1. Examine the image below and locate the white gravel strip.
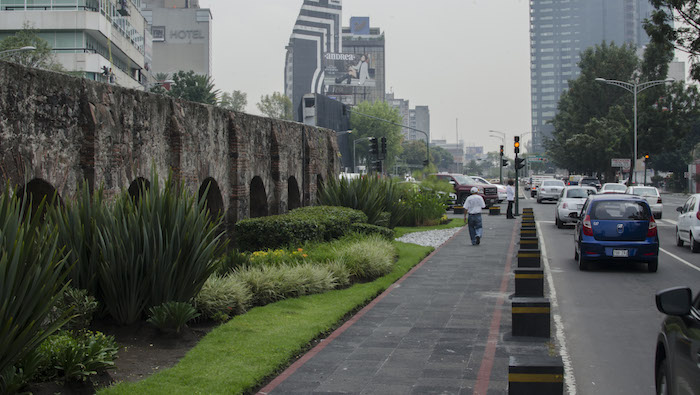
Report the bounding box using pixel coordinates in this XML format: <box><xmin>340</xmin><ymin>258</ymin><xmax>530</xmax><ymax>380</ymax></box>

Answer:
<box><xmin>395</xmin><ymin>227</ymin><xmax>463</xmax><ymax>248</ymax></box>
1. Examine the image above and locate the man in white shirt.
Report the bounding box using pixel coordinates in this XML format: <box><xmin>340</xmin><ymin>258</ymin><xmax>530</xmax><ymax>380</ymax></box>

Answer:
<box><xmin>464</xmin><ymin>187</ymin><xmax>486</xmax><ymax>245</ymax></box>
<box><xmin>506</xmin><ymin>179</ymin><xmax>515</xmax><ymax>219</ymax></box>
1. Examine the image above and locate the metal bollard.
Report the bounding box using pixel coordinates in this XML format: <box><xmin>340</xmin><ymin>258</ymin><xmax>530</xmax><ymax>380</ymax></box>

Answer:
<box><xmin>489</xmin><ymin>206</ymin><xmax>501</xmax><ymax>215</ymax></box>
<box><xmin>512</xmin><ymin>297</ymin><xmax>551</xmax><ymax>338</ymax></box>
<box><xmin>508</xmin><ymin>355</ymin><xmax>564</xmax><ymax>395</ymax></box>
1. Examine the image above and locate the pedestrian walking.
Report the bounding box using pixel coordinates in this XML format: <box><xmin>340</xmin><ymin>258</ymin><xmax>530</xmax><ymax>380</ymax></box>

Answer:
<box><xmin>464</xmin><ymin>187</ymin><xmax>486</xmax><ymax>245</ymax></box>
<box><xmin>506</xmin><ymin>179</ymin><xmax>515</xmax><ymax>219</ymax></box>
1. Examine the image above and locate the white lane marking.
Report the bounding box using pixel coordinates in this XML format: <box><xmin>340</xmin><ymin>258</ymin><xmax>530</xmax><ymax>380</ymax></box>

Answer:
<box><xmin>660</xmin><ymin>248</ymin><xmax>700</xmax><ymax>273</ymax></box>
<box><xmin>536</xmin><ymin>221</ymin><xmax>577</xmax><ymax>395</ymax></box>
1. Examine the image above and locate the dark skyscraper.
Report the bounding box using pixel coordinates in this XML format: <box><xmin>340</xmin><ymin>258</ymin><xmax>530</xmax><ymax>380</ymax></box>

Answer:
<box><xmin>530</xmin><ymin>0</ymin><xmax>654</xmax><ymax>153</ymax></box>
<box><xmin>284</xmin><ymin>0</ymin><xmax>342</xmax><ymax>121</ymax></box>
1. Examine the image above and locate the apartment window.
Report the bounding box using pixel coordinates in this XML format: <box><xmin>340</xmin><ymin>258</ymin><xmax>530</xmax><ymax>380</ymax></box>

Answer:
<box><xmin>543</xmin><ymin>95</ymin><xmax>555</xmax><ymax>100</ymax></box>
<box><xmin>542</xmin><ymin>87</ymin><xmax>555</xmax><ymax>93</ymax></box>
<box><xmin>541</xmin><ymin>72</ymin><xmax>554</xmax><ymax>77</ymax></box>
<box><xmin>542</xmin><ymin>111</ymin><xmax>555</xmax><ymax>117</ymax></box>
<box><xmin>542</xmin><ymin>63</ymin><xmax>554</xmax><ymax>69</ymax></box>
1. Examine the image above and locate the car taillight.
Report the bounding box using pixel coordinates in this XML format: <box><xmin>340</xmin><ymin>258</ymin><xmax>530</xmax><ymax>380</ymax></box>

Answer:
<box><xmin>696</xmin><ymin>211</ymin><xmax>700</xmax><ymax>221</ymax></box>
<box><xmin>657</xmin><ymin>197</ymin><xmax>662</xmax><ymax>204</ymax></box>
<box><xmin>582</xmin><ymin>215</ymin><xmax>593</xmax><ymax>236</ymax></box>
<box><xmin>647</xmin><ymin>217</ymin><xmax>657</xmax><ymax>237</ymax></box>
<box><xmin>562</xmin><ymin>202</ymin><xmax>568</xmax><ymax>209</ymax></box>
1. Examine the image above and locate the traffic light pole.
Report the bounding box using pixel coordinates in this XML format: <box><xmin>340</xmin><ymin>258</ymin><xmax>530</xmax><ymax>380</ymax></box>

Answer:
<box><xmin>514</xmin><ymin>153</ymin><xmax>520</xmax><ymax>216</ymax></box>
<box><xmin>499</xmin><ymin>145</ymin><xmax>504</xmax><ymax>185</ymax></box>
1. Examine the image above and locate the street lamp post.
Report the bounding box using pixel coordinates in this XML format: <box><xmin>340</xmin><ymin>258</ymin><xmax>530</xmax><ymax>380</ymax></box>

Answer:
<box><xmin>0</xmin><ymin>46</ymin><xmax>36</xmax><ymax>58</ymax></box>
<box><xmin>595</xmin><ymin>77</ymin><xmax>674</xmax><ymax>184</ymax></box>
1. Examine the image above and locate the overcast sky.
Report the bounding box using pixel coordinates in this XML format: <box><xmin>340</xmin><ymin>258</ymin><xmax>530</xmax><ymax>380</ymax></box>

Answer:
<box><xmin>198</xmin><ymin>0</ymin><xmax>533</xmax><ymax>150</ymax></box>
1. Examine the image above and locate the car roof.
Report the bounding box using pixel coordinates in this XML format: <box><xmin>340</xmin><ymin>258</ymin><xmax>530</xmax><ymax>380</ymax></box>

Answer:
<box><xmin>587</xmin><ymin>194</ymin><xmax>648</xmax><ymax>202</ymax></box>
<box><xmin>564</xmin><ymin>185</ymin><xmax>596</xmax><ymax>189</ymax></box>
<box><xmin>602</xmin><ymin>183</ymin><xmax>626</xmax><ymax>186</ymax></box>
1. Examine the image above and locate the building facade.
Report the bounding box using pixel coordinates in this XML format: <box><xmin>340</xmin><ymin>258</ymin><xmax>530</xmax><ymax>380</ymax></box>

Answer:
<box><xmin>530</xmin><ymin>0</ymin><xmax>654</xmax><ymax>153</ymax></box>
<box><xmin>284</xmin><ymin>0</ymin><xmax>342</xmax><ymax>121</ymax></box>
<box><xmin>140</xmin><ymin>0</ymin><xmax>212</xmax><ymax>79</ymax></box>
<box><xmin>385</xmin><ymin>92</ymin><xmax>410</xmax><ymax>138</ymax></box>
<box><xmin>0</xmin><ymin>0</ymin><xmax>149</xmax><ymax>89</ymax></box>
<box><xmin>413</xmin><ymin>105</ymin><xmax>430</xmax><ymax>143</ymax></box>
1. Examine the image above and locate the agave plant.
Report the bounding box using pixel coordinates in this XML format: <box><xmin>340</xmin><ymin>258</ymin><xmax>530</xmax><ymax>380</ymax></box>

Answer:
<box><xmin>96</xmin><ymin>168</ymin><xmax>225</xmax><ymax>325</ymax></box>
<box><xmin>0</xmin><ymin>190</ymin><xmax>70</xmax><ymax>392</ymax></box>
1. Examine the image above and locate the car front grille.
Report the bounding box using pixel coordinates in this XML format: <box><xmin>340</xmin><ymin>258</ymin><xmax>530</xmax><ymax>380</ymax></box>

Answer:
<box><xmin>484</xmin><ymin>187</ymin><xmax>497</xmax><ymax>195</ymax></box>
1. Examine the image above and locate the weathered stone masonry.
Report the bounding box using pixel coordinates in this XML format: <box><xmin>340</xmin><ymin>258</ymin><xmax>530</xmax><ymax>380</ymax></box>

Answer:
<box><xmin>0</xmin><ymin>61</ymin><xmax>340</xmax><ymax>232</ymax></box>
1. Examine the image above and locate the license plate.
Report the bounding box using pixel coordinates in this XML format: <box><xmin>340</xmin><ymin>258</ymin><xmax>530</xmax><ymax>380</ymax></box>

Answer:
<box><xmin>613</xmin><ymin>249</ymin><xmax>629</xmax><ymax>258</ymax></box>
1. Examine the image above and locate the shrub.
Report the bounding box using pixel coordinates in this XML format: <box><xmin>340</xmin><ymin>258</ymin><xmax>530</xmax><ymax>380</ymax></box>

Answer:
<box><xmin>325</xmin><ymin>260</ymin><xmax>351</xmax><ymax>288</ymax></box>
<box><xmin>349</xmin><ymin>223</ymin><xmax>395</xmax><ymax>240</ymax></box>
<box><xmin>35</xmin><ymin>330</ymin><xmax>117</xmax><ymax>382</ymax></box>
<box><xmin>248</xmin><ymin>248</ymin><xmax>309</xmax><ymax>267</ymax></box>
<box><xmin>147</xmin><ymin>302</ymin><xmax>200</xmax><ymax>334</ymax></box>
<box><xmin>195</xmin><ymin>274</ymin><xmax>251</xmax><ymax>321</ymax></box>
<box><xmin>234</xmin><ymin>215</ymin><xmax>325</xmax><ymax>252</ymax></box>
<box><xmin>96</xmin><ymin>168</ymin><xmax>225</xmax><ymax>325</ymax></box>
<box><xmin>0</xmin><ymin>349</ymin><xmax>43</xmax><ymax>394</ymax></box>
<box><xmin>233</xmin><ymin>263</ymin><xmax>337</xmax><ymax>306</ymax></box>
<box><xmin>397</xmin><ymin>186</ymin><xmax>449</xmax><ymax>226</ymax></box>
<box><xmin>317</xmin><ymin>175</ymin><xmax>406</xmax><ymax>227</ymax></box>
<box><xmin>290</xmin><ymin>206</ymin><xmax>368</xmax><ymax>239</ymax></box>
<box><xmin>47</xmin><ymin>287</ymin><xmax>99</xmax><ymax>331</ymax></box>
<box><xmin>216</xmin><ymin>249</ymin><xmax>251</xmax><ymax>275</ymax></box>
<box><xmin>0</xmin><ymin>190</ymin><xmax>70</xmax><ymax>392</ymax></box>
<box><xmin>333</xmin><ymin>235</ymin><xmax>396</xmax><ymax>281</ymax></box>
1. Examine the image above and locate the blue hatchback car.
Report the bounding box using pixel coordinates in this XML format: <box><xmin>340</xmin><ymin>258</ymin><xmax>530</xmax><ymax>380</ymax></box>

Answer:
<box><xmin>572</xmin><ymin>194</ymin><xmax>659</xmax><ymax>272</ymax></box>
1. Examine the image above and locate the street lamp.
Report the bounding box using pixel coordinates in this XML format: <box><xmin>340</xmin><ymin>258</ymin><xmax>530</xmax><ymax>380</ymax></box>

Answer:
<box><xmin>0</xmin><ymin>46</ymin><xmax>36</xmax><ymax>59</ymax></box>
<box><xmin>595</xmin><ymin>77</ymin><xmax>674</xmax><ymax>184</ymax></box>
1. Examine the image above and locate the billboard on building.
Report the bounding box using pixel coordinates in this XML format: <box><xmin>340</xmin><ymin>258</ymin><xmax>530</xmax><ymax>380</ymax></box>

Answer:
<box><xmin>350</xmin><ymin>17</ymin><xmax>370</xmax><ymax>35</ymax></box>
<box><xmin>323</xmin><ymin>52</ymin><xmax>375</xmax><ymax>105</ymax></box>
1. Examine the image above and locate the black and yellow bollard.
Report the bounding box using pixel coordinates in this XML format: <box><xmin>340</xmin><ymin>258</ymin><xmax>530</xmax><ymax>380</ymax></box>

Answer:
<box><xmin>520</xmin><ymin>228</ymin><xmax>537</xmax><ymax>238</ymax></box>
<box><xmin>514</xmin><ymin>268</ymin><xmax>544</xmax><ymax>297</ymax></box>
<box><xmin>517</xmin><ymin>249</ymin><xmax>541</xmax><ymax>267</ymax></box>
<box><xmin>512</xmin><ymin>297</ymin><xmax>551</xmax><ymax>338</ymax></box>
<box><xmin>522</xmin><ymin>208</ymin><xmax>534</xmax><ymax>214</ymax></box>
<box><xmin>489</xmin><ymin>206</ymin><xmax>501</xmax><ymax>215</ymax></box>
<box><xmin>519</xmin><ymin>236</ymin><xmax>539</xmax><ymax>250</ymax></box>
<box><xmin>508</xmin><ymin>355</ymin><xmax>564</xmax><ymax>395</ymax></box>
<box><xmin>453</xmin><ymin>205</ymin><xmax>464</xmax><ymax>214</ymax></box>
<box><xmin>522</xmin><ymin>216</ymin><xmax>535</xmax><ymax>224</ymax></box>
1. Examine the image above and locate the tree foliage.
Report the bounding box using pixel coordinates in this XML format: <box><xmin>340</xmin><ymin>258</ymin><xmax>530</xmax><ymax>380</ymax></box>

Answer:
<box><xmin>165</xmin><ymin>70</ymin><xmax>219</xmax><ymax>105</ymax></box>
<box><xmin>0</xmin><ymin>22</ymin><xmax>63</xmax><ymax>71</ymax></box>
<box><xmin>644</xmin><ymin>0</ymin><xmax>700</xmax><ymax>81</ymax></box>
<box><xmin>350</xmin><ymin>100</ymin><xmax>404</xmax><ymax>171</ymax></box>
<box><xmin>256</xmin><ymin>92</ymin><xmax>293</xmax><ymax>120</ymax></box>
<box><xmin>398</xmin><ymin>140</ymin><xmax>454</xmax><ymax>172</ymax></box>
<box><xmin>220</xmin><ymin>90</ymin><xmax>248</xmax><ymax>112</ymax></box>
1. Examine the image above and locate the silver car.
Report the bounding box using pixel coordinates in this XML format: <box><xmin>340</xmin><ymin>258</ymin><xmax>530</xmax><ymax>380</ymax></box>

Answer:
<box><xmin>554</xmin><ymin>186</ymin><xmax>597</xmax><ymax>228</ymax></box>
<box><xmin>626</xmin><ymin>186</ymin><xmax>663</xmax><ymax>219</ymax></box>
<box><xmin>537</xmin><ymin>179</ymin><xmax>566</xmax><ymax>203</ymax></box>
<box><xmin>675</xmin><ymin>193</ymin><xmax>700</xmax><ymax>252</ymax></box>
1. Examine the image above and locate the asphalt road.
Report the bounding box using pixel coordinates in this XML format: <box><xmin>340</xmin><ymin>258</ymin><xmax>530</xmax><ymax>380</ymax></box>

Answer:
<box><xmin>522</xmin><ymin>189</ymin><xmax>700</xmax><ymax>395</ymax></box>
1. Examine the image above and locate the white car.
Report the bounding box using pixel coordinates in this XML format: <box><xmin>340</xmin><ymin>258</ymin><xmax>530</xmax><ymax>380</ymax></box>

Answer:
<box><xmin>537</xmin><ymin>179</ymin><xmax>566</xmax><ymax>203</ymax></box>
<box><xmin>471</xmin><ymin>176</ymin><xmax>507</xmax><ymax>202</ymax></box>
<box><xmin>675</xmin><ymin>193</ymin><xmax>700</xmax><ymax>252</ymax></box>
<box><xmin>554</xmin><ymin>186</ymin><xmax>597</xmax><ymax>228</ymax></box>
<box><xmin>600</xmin><ymin>183</ymin><xmax>627</xmax><ymax>194</ymax></box>
<box><xmin>626</xmin><ymin>186</ymin><xmax>663</xmax><ymax>219</ymax></box>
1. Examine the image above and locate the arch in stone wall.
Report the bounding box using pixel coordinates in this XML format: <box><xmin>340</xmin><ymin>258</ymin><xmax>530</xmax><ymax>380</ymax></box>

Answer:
<box><xmin>288</xmin><ymin>176</ymin><xmax>301</xmax><ymax>211</ymax></box>
<box><xmin>16</xmin><ymin>178</ymin><xmax>62</xmax><ymax>218</ymax></box>
<box><xmin>127</xmin><ymin>177</ymin><xmax>151</xmax><ymax>201</ymax></box>
<box><xmin>198</xmin><ymin>177</ymin><xmax>224</xmax><ymax>221</ymax></box>
<box><xmin>250</xmin><ymin>176</ymin><xmax>268</xmax><ymax>218</ymax></box>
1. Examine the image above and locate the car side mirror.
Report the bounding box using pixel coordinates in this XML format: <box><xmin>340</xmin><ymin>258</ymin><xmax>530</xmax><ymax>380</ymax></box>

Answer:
<box><xmin>656</xmin><ymin>287</ymin><xmax>692</xmax><ymax>316</ymax></box>
<box><xmin>568</xmin><ymin>212</ymin><xmax>579</xmax><ymax>219</ymax></box>
<box><xmin>676</xmin><ymin>206</ymin><xmax>683</xmax><ymax>213</ymax></box>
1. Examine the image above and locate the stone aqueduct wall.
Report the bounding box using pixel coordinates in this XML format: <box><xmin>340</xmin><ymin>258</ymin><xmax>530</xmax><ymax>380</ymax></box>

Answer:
<box><xmin>0</xmin><ymin>61</ymin><xmax>340</xmax><ymax>231</ymax></box>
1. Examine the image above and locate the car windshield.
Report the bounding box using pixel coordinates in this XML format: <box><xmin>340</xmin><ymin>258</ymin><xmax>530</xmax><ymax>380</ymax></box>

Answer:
<box><xmin>632</xmin><ymin>187</ymin><xmax>658</xmax><ymax>197</ymax></box>
<box><xmin>453</xmin><ymin>174</ymin><xmax>476</xmax><ymax>185</ymax></box>
<box><xmin>542</xmin><ymin>180</ymin><xmax>564</xmax><ymax>187</ymax></box>
<box><xmin>590</xmin><ymin>201</ymin><xmax>650</xmax><ymax>220</ymax></box>
<box><xmin>603</xmin><ymin>184</ymin><xmax>626</xmax><ymax>191</ymax></box>
<box><xmin>472</xmin><ymin>177</ymin><xmax>490</xmax><ymax>184</ymax></box>
<box><xmin>567</xmin><ymin>188</ymin><xmax>595</xmax><ymax>198</ymax></box>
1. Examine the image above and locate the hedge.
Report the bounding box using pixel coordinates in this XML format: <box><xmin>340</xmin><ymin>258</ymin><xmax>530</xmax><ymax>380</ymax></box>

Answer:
<box><xmin>349</xmin><ymin>223</ymin><xmax>395</xmax><ymax>240</ymax></box>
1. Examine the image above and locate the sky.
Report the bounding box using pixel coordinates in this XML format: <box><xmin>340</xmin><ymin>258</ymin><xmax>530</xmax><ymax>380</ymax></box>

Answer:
<box><xmin>198</xmin><ymin>0</ymin><xmax>534</xmax><ymax>151</ymax></box>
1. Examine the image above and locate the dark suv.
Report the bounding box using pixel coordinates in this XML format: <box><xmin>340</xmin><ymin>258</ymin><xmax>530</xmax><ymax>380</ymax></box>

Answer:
<box><xmin>433</xmin><ymin>173</ymin><xmax>499</xmax><ymax>207</ymax></box>
<box><xmin>654</xmin><ymin>287</ymin><xmax>700</xmax><ymax>395</ymax></box>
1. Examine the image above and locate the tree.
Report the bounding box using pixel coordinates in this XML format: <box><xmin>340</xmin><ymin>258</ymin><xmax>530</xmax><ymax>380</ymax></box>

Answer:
<box><xmin>430</xmin><ymin>146</ymin><xmax>455</xmax><ymax>171</ymax></box>
<box><xmin>257</xmin><ymin>92</ymin><xmax>293</xmax><ymax>120</ymax></box>
<box><xmin>398</xmin><ymin>141</ymin><xmax>453</xmax><ymax>172</ymax></box>
<box><xmin>644</xmin><ymin>1</ymin><xmax>700</xmax><ymax>81</ymax></box>
<box><xmin>166</xmin><ymin>70</ymin><xmax>219</xmax><ymax>105</ymax></box>
<box><xmin>350</xmin><ymin>100</ymin><xmax>404</xmax><ymax>171</ymax></box>
<box><xmin>0</xmin><ymin>22</ymin><xmax>63</xmax><ymax>71</ymax></box>
<box><xmin>219</xmin><ymin>90</ymin><xmax>247</xmax><ymax>112</ymax></box>
<box><xmin>464</xmin><ymin>160</ymin><xmax>482</xmax><ymax>176</ymax></box>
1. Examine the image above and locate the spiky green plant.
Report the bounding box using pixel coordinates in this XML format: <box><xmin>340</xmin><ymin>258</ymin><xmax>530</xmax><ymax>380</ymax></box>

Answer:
<box><xmin>0</xmin><ymin>190</ymin><xmax>69</xmax><ymax>392</ymax></box>
<box><xmin>147</xmin><ymin>302</ymin><xmax>200</xmax><ymax>334</ymax></box>
<box><xmin>195</xmin><ymin>274</ymin><xmax>252</xmax><ymax>321</ymax></box>
<box><xmin>96</xmin><ymin>168</ymin><xmax>225</xmax><ymax>325</ymax></box>
<box><xmin>233</xmin><ymin>263</ymin><xmax>337</xmax><ymax>306</ymax></box>
<box><xmin>333</xmin><ymin>235</ymin><xmax>396</xmax><ymax>280</ymax></box>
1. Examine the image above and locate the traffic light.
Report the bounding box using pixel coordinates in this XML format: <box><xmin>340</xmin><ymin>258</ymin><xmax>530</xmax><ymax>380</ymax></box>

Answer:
<box><xmin>515</xmin><ymin>156</ymin><xmax>526</xmax><ymax>170</ymax></box>
<box><xmin>644</xmin><ymin>153</ymin><xmax>650</xmax><ymax>162</ymax></box>
<box><xmin>380</xmin><ymin>136</ymin><xmax>387</xmax><ymax>159</ymax></box>
<box><xmin>369</xmin><ymin>137</ymin><xmax>378</xmax><ymax>158</ymax></box>
<box><xmin>500</xmin><ymin>145</ymin><xmax>504</xmax><ymax>156</ymax></box>
<box><xmin>514</xmin><ymin>136</ymin><xmax>520</xmax><ymax>154</ymax></box>
<box><xmin>423</xmin><ymin>159</ymin><xmax>429</xmax><ymax>167</ymax></box>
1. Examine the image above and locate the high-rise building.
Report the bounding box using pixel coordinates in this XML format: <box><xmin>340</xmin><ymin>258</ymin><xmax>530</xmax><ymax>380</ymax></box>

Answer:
<box><xmin>385</xmin><ymin>92</ymin><xmax>410</xmax><ymax>137</ymax></box>
<box><xmin>414</xmin><ymin>105</ymin><xmax>430</xmax><ymax>143</ymax></box>
<box><xmin>0</xmin><ymin>0</ymin><xmax>149</xmax><ymax>89</ymax></box>
<box><xmin>530</xmin><ymin>0</ymin><xmax>655</xmax><ymax>153</ymax></box>
<box><xmin>284</xmin><ymin>0</ymin><xmax>342</xmax><ymax>121</ymax></box>
<box><xmin>140</xmin><ymin>0</ymin><xmax>211</xmax><ymax>79</ymax></box>
<box><xmin>326</xmin><ymin>18</ymin><xmax>384</xmax><ymax>106</ymax></box>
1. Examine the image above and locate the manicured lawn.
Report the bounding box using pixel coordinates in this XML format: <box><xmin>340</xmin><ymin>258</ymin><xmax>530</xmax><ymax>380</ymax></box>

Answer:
<box><xmin>100</xmin><ymin>241</ymin><xmax>433</xmax><ymax>395</ymax></box>
<box><xmin>393</xmin><ymin>218</ymin><xmax>465</xmax><ymax>238</ymax></box>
